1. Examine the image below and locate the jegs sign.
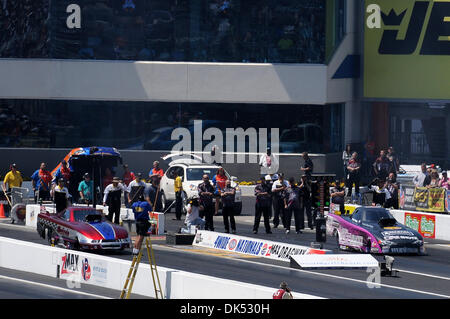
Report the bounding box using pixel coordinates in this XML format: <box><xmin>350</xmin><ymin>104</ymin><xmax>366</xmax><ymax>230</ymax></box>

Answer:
<box><xmin>364</xmin><ymin>0</ymin><xmax>450</xmax><ymax>99</ymax></box>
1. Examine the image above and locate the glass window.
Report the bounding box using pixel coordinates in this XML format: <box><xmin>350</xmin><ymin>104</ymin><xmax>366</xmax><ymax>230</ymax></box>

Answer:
<box><xmin>72</xmin><ymin>209</ymin><xmax>101</xmax><ymax>222</ymax></box>
<box><xmin>0</xmin><ymin>0</ymin><xmax>326</xmax><ymax>64</ymax></box>
<box><xmin>186</xmin><ymin>168</ymin><xmax>215</xmax><ymax>181</ymax></box>
<box><xmin>0</xmin><ymin>99</ymin><xmax>344</xmax><ymax>154</ymax></box>
<box><xmin>362</xmin><ymin>209</ymin><xmax>393</xmax><ymax>223</ymax></box>
<box><xmin>352</xmin><ymin>209</ymin><xmax>361</xmax><ymax>222</ymax></box>
<box><xmin>64</xmin><ymin>209</ymin><xmax>71</xmax><ymax>221</ymax></box>
<box><xmin>167</xmin><ymin>166</ymin><xmax>184</xmax><ymax>179</ymax></box>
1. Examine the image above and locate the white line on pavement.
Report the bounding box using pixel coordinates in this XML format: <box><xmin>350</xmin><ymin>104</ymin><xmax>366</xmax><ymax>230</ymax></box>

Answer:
<box><xmin>0</xmin><ymin>275</ymin><xmax>111</xmax><ymax>299</ymax></box>
<box><xmin>234</xmin><ymin>258</ymin><xmax>450</xmax><ymax>299</ymax></box>
<box><xmin>156</xmin><ymin>245</ymin><xmax>450</xmax><ymax>298</ymax></box>
<box><xmin>393</xmin><ymin>269</ymin><xmax>450</xmax><ymax>281</ymax></box>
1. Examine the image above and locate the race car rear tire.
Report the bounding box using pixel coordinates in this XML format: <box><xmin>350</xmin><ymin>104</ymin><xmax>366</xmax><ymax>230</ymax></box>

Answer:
<box><xmin>335</xmin><ymin>231</ymin><xmax>341</xmax><ymax>251</ymax></box>
<box><xmin>47</xmin><ymin>228</ymin><xmax>53</xmax><ymax>245</ymax></box>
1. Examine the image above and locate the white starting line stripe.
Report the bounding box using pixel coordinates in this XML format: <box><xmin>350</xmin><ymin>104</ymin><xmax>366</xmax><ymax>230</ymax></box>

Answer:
<box><xmin>0</xmin><ymin>274</ymin><xmax>112</xmax><ymax>299</ymax></box>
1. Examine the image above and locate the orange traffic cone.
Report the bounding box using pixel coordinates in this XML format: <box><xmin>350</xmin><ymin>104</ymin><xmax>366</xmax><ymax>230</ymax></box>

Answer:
<box><xmin>0</xmin><ymin>203</ymin><xmax>6</xmax><ymax>218</ymax></box>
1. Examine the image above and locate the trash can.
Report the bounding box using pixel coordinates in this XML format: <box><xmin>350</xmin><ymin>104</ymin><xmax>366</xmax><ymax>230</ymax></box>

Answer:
<box><xmin>315</xmin><ymin>215</ymin><xmax>327</xmax><ymax>242</ymax></box>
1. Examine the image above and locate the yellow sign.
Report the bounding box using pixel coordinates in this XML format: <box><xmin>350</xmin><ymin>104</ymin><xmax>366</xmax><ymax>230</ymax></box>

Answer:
<box><xmin>364</xmin><ymin>0</ymin><xmax>450</xmax><ymax>99</ymax></box>
<box><xmin>425</xmin><ymin>187</ymin><xmax>446</xmax><ymax>212</ymax></box>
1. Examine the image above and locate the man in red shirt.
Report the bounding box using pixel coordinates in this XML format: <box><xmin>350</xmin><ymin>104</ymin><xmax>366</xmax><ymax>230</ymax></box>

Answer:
<box><xmin>273</xmin><ymin>282</ymin><xmax>293</xmax><ymax>299</ymax></box>
<box><xmin>31</xmin><ymin>162</ymin><xmax>52</xmax><ymax>203</ymax></box>
<box><xmin>148</xmin><ymin>161</ymin><xmax>164</xmax><ymax>179</ymax></box>
<box><xmin>122</xmin><ymin>164</ymin><xmax>136</xmax><ymax>208</ymax></box>
<box><xmin>213</xmin><ymin>167</ymin><xmax>228</xmax><ymax>215</ymax></box>
<box><xmin>122</xmin><ymin>164</ymin><xmax>135</xmax><ymax>208</ymax></box>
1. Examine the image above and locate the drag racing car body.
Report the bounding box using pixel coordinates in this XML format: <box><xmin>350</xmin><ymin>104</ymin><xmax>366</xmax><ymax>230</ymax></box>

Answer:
<box><xmin>37</xmin><ymin>206</ymin><xmax>131</xmax><ymax>251</ymax></box>
<box><xmin>327</xmin><ymin>206</ymin><xmax>425</xmax><ymax>254</ymax></box>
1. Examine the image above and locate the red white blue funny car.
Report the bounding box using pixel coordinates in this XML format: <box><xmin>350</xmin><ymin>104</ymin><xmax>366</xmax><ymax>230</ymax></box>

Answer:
<box><xmin>37</xmin><ymin>206</ymin><xmax>131</xmax><ymax>251</ymax></box>
<box><xmin>327</xmin><ymin>206</ymin><xmax>425</xmax><ymax>255</ymax></box>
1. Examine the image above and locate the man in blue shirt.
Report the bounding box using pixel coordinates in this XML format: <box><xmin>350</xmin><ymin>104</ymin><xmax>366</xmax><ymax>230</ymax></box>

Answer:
<box><xmin>132</xmin><ymin>195</ymin><xmax>152</xmax><ymax>255</ymax></box>
<box><xmin>78</xmin><ymin>173</ymin><xmax>94</xmax><ymax>204</ymax></box>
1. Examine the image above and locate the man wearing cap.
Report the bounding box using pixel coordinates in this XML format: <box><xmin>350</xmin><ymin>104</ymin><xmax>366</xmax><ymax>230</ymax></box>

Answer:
<box><xmin>271</xmin><ymin>173</ymin><xmax>288</xmax><ymax>229</ymax></box>
<box><xmin>127</xmin><ymin>173</ymin><xmax>146</xmax><ymax>205</ymax></box>
<box><xmin>103</xmin><ymin>177</ymin><xmax>126</xmax><ymax>224</ymax></box>
<box><xmin>131</xmin><ymin>194</ymin><xmax>152</xmax><ymax>255</ymax></box>
<box><xmin>253</xmin><ymin>175</ymin><xmax>273</xmax><ymax>234</ymax></box>
<box><xmin>198</xmin><ymin>174</ymin><xmax>216</xmax><ymax>231</ymax></box>
<box><xmin>330</xmin><ymin>179</ymin><xmax>346</xmax><ymax>215</ymax></box>
<box><xmin>52</xmin><ymin>178</ymin><xmax>70</xmax><ymax>215</ymax></box>
<box><xmin>78</xmin><ymin>173</ymin><xmax>94</xmax><ymax>204</ymax></box>
<box><xmin>52</xmin><ymin>160</ymin><xmax>74</xmax><ymax>199</ymax></box>
<box><xmin>2</xmin><ymin>164</ymin><xmax>23</xmax><ymax>193</ymax></box>
<box><xmin>273</xmin><ymin>282</ymin><xmax>293</xmax><ymax>299</ymax></box>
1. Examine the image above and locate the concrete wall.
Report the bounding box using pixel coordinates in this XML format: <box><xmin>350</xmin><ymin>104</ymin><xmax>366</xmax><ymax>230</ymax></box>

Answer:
<box><xmin>0</xmin><ymin>148</ymin><xmax>343</xmax><ymax>182</ymax></box>
<box><xmin>0</xmin><ymin>236</ymin><xmax>322</xmax><ymax>299</ymax></box>
<box><xmin>0</xmin><ymin>59</ymin><xmax>329</xmax><ymax>105</ymax></box>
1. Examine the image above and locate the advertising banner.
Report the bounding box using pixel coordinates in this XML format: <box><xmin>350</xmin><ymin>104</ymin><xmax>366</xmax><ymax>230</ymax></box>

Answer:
<box><xmin>399</xmin><ymin>185</ymin><xmax>416</xmax><ymax>210</ymax></box>
<box><xmin>413</xmin><ymin>187</ymin><xmax>446</xmax><ymax>213</ymax></box>
<box><xmin>364</xmin><ymin>0</ymin><xmax>450</xmax><ymax>99</ymax></box>
<box><xmin>426</xmin><ymin>188</ymin><xmax>446</xmax><ymax>213</ymax></box>
<box><xmin>404</xmin><ymin>212</ymin><xmax>436</xmax><ymax>238</ymax></box>
<box><xmin>58</xmin><ymin>252</ymin><xmax>108</xmax><ymax>286</ymax></box>
<box><xmin>193</xmin><ymin>230</ymin><xmax>329</xmax><ymax>262</ymax></box>
<box><xmin>414</xmin><ymin>187</ymin><xmax>429</xmax><ymax>210</ymax></box>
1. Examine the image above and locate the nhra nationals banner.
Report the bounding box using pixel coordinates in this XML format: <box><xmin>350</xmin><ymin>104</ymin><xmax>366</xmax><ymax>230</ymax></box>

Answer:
<box><xmin>404</xmin><ymin>212</ymin><xmax>436</xmax><ymax>238</ymax></box>
<box><xmin>193</xmin><ymin>230</ymin><xmax>329</xmax><ymax>262</ymax></box>
<box><xmin>414</xmin><ymin>187</ymin><xmax>447</xmax><ymax>213</ymax></box>
<box><xmin>364</xmin><ymin>0</ymin><xmax>450</xmax><ymax>99</ymax></box>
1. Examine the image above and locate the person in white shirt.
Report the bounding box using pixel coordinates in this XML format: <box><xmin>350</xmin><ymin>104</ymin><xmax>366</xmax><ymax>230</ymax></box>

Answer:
<box><xmin>259</xmin><ymin>147</ymin><xmax>279</xmax><ymax>176</ymax></box>
<box><xmin>52</xmin><ymin>178</ymin><xmax>70</xmax><ymax>216</ymax></box>
<box><xmin>271</xmin><ymin>173</ymin><xmax>289</xmax><ymax>228</ymax></box>
<box><xmin>184</xmin><ymin>195</ymin><xmax>205</xmax><ymax>231</ymax></box>
<box><xmin>103</xmin><ymin>177</ymin><xmax>127</xmax><ymax>224</ymax></box>
<box><xmin>413</xmin><ymin>163</ymin><xmax>429</xmax><ymax>187</ymax></box>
